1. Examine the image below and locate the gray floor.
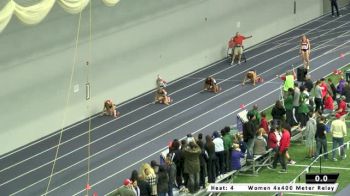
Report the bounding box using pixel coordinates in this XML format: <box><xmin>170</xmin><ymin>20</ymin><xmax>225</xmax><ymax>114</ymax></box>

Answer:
<box><xmin>1</xmin><ymin>9</ymin><xmax>350</xmax><ymax>196</ymax></box>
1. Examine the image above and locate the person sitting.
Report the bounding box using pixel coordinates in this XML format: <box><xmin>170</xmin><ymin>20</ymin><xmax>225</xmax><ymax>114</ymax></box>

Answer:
<box><xmin>242</xmin><ymin>70</ymin><xmax>262</xmax><ymax>86</ymax></box>
<box><xmin>156</xmin><ymin>74</ymin><xmax>167</xmax><ymax>89</ymax></box>
<box><xmin>155</xmin><ymin>88</ymin><xmax>172</xmax><ymax>105</ymax></box>
<box><xmin>323</xmin><ymin>92</ymin><xmax>334</xmax><ymax>115</ymax></box>
<box><xmin>233</xmin><ymin>133</ymin><xmax>247</xmax><ymax>154</ymax></box>
<box><xmin>336</xmin><ymin>95</ymin><xmax>347</xmax><ymax>117</ymax></box>
<box><xmin>253</xmin><ymin>128</ymin><xmax>267</xmax><ymax>155</ymax></box>
<box><xmin>102</xmin><ymin>99</ymin><xmax>120</xmax><ymax>118</ymax></box>
<box><xmin>203</xmin><ymin>76</ymin><xmax>221</xmax><ymax>93</ymax></box>
<box><xmin>231</xmin><ymin>143</ymin><xmax>245</xmax><ymax>170</ymax></box>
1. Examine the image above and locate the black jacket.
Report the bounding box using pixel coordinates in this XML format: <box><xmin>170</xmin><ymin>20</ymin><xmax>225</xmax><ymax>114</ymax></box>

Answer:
<box><xmin>271</xmin><ymin>106</ymin><xmax>286</xmax><ymax>120</ymax></box>
<box><xmin>243</xmin><ymin>121</ymin><xmax>256</xmax><ymax>141</ymax></box>
<box><xmin>138</xmin><ymin>179</ymin><xmax>152</xmax><ymax>196</ymax></box>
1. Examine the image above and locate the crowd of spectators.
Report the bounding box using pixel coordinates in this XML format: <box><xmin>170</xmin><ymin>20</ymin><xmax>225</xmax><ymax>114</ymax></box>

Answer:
<box><xmin>111</xmin><ymin>71</ymin><xmax>349</xmax><ymax>195</ymax></box>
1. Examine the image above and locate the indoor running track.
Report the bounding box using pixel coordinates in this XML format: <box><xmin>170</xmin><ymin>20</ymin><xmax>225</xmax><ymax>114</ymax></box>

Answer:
<box><xmin>1</xmin><ymin>9</ymin><xmax>350</xmax><ymax>196</ymax></box>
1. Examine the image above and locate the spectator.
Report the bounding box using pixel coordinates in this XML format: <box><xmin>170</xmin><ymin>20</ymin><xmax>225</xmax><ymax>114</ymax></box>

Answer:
<box><xmin>253</xmin><ymin>128</ymin><xmax>267</xmax><ymax>155</ymax></box>
<box><xmin>331</xmin><ymin>114</ymin><xmax>347</xmax><ymax>161</ymax></box>
<box><xmin>278</xmin><ymin>126</ymin><xmax>291</xmax><ymax>173</ymax></box>
<box><xmin>281</xmin><ymin>122</ymin><xmax>296</xmax><ymax>165</ymax></box>
<box><xmin>233</xmin><ymin>133</ymin><xmax>247</xmax><ymax>154</ymax></box>
<box><xmin>315</xmin><ymin>116</ymin><xmax>328</xmax><ymax>160</ymax></box>
<box><xmin>243</xmin><ymin>112</ymin><xmax>256</xmax><ymax>159</ymax></box>
<box><xmin>157</xmin><ymin>165</ymin><xmax>169</xmax><ymax>196</ymax></box>
<box><xmin>259</xmin><ymin>112</ymin><xmax>269</xmax><ymax>139</ymax></box>
<box><xmin>320</xmin><ymin>78</ymin><xmax>328</xmax><ymax>98</ymax></box>
<box><xmin>298</xmin><ymin>86</ymin><xmax>310</xmax><ymax>127</ymax></box>
<box><xmin>183</xmin><ymin>141</ymin><xmax>201</xmax><ymax>194</ymax></box>
<box><xmin>285</xmin><ymin>88</ymin><xmax>295</xmax><ymax>126</ymax></box>
<box><xmin>229</xmin><ymin>32</ymin><xmax>252</xmax><ymax>65</ymax></box>
<box><xmin>336</xmin><ymin>95</ymin><xmax>347</xmax><ymax>117</ymax></box>
<box><xmin>140</xmin><ymin>163</ymin><xmax>157</xmax><ymax>196</ymax></box>
<box><xmin>165</xmin><ymin>154</ymin><xmax>176</xmax><ymax>196</ymax></box>
<box><xmin>271</xmin><ymin>100</ymin><xmax>286</xmax><ymax>126</ymax></box>
<box><xmin>212</xmin><ymin>131</ymin><xmax>225</xmax><ymax>176</ymax></box>
<box><xmin>204</xmin><ymin>135</ymin><xmax>216</xmax><ymax>183</ymax></box>
<box><xmin>314</xmin><ymin>80</ymin><xmax>323</xmax><ymax>112</ymax></box>
<box><xmin>180</xmin><ymin>139</ymin><xmax>188</xmax><ymax>188</ymax></box>
<box><xmin>268</xmin><ymin>126</ymin><xmax>280</xmax><ymax>164</ymax></box>
<box><xmin>130</xmin><ymin>170</ymin><xmax>141</xmax><ymax>196</ymax></box>
<box><xmin>231</xmin><ymin>143</ymin><xmax>245</xmax><ymax>170</ymax></box>
<box><xmin>204</xmin><ymin>76</ymin><xmax>221</xmax><ymax>93</ymax></box>
<box><xmin>102</xmin><ymin>99</ymin><xmax>120</xmax><ymax>118</ymax></box>
<box><xmin>304</xmin><ymin>75</ymin><xmax>313</xmax><ymax>93</ymax></box>
<box><xmin>268</xmin><ymin>126</ymin><xmax>290</xmax><ymax>173</ymax></box>
<box><xmin>343</xmin><ymin>82</ymin><xmax>350</xmax><ymax>103</ymax></box>
<box><xmin>293</xmin><ymin>83</ymin><xmax>301</xmax><ymax>125</ymax></box>
<box><xmin>196</xmin><ymin>133</ymin><xmax>206</xmax><ymax>189</ymax></box>
<box><xmin>323</xmin><ymin>92</ymin><xmax>334</xmax><ymax>115</ymax></box>
<box><xmin>336</xmin><ymin>76</ymin><xmax>346</xmax><ymax>95</ymax></box>
<box><xmin>111</xmin><ymin>179</ymin><xmax>136</xmax><ymax>196</ymax></box>
<box><xmin>250</xmin><ymin>104</ymin><xmax>261</xmax><ymax>129</ymax></box>
<box><xmin>282</xmin><ymin>70</ymin><xmax>295</xmax><ymax>98</ymax></box>
<box><xmin>150</xmin><ymin>160</ymin><xmax>159</xmax><ymax>174</ymax></box>
<box><xmin>222</xmin><ymin>127</ymin><xmax>233</xmax><ymax>172</ymax></box>
<box><xmin>328</xmin><ymin>78</ymin><xmax>337</xmax><ymax>101</ymax></box>
<box><xmin>169</xmin><ymin>139</ymin><xmax>182</xmax><ymax>189</ymax></box>
<box><xmin>268</xmin><ymin>126</ymin><xmax>279</xmax><ymax>150</ymax></box>
<box><xmin>304</xmin><ymin>112</ymin><xmax>316</xmax><ymax>159</ymax></box>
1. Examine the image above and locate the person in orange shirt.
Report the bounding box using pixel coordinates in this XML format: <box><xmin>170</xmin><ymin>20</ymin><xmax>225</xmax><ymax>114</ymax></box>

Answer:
<box><xmin>229</xmin><ymin>32</ymin><xmax>252</xmax><ymax>65</ymax></box>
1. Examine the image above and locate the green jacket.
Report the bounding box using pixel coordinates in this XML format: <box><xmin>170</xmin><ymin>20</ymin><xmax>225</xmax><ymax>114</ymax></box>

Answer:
<box><xmin>110</xmin><ymin>186</ymin><xmax>136</xmax><ymax>196</ymax></box>
<box><xmin>223</xmin><ymin>134</ymin><xmax>233</xmax><ymax>151</ymax></box>
<box><xmin>298</xmin><ymin>93</ymin><xmax>309</xmax><ymax>114</ymax></box>
<box><xmin>183</xmin><ymin>144</ymin><xmax>201</xmax><ymax>174</ymax></box>
<box><xmin>284</xmin><ymin>95</ymin><xmax>293</xmax><ymax>110</ymax></box>
<box><xmin>249</xmin><ymin>109</ymin><xmax>261</xmax><ymax>128</ymax></box>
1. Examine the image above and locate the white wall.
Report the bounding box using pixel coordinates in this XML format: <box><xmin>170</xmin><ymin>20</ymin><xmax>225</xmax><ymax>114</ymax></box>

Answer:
<box><xmin>0</xmin><ymin>0</ymin><xmax>323</xmax><ymax>155</ymax></box>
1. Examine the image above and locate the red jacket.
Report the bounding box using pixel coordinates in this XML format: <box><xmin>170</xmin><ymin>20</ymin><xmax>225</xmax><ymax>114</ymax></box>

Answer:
<box><xmin>279</xmin><ymin>130</ymin><xmax>290</xmax><ymax>153</ymax></box>
<box><xmin>259</xmin><ymin>117</ymin><xmax>269</xmax><ymax>135</ymax></box>
<box><xmin>323</xmin><ymin>96</ymin><xmax>334</xmax><ymax>110</ymax></box>
<box><xmin>267</xmin><ymin>131</ymin><xmax>278</xmax><ymax>149</ymax></box>
<box><xmin>320</xmin><ymin>83</ymin><xmax>328</xmax><ymax>98</ymax></box>
<box><xmin>337</xmin><ymin>100</ymin><xmax>347</xmax><ymax>116</ymax></box>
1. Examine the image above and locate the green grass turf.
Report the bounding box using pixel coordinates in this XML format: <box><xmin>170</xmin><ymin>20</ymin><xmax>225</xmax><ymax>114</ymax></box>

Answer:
<box><xmin>221</xmin><ymin>65</ymin><xmax>350</xmax><ymax>196</ymax></box>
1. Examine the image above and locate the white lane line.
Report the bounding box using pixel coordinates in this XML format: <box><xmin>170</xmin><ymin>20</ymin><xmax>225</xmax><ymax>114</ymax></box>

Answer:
<box><xmin>73</xmin><ymin>58</ymin><xmax>350</xmax><ymax>196</ymax></box>
<box><xmin>5</xmin><ymin>23</ymin><xmax>350</xmax><ymax>194</ymax></box>
<box><xmin>0</xmin><ymin>29</ymin><xmax>305</xmax><ymax>173</ymax></box>
<box><xmin>290</xmin><ymin>164</ymin><xmax>350</xmax><ymax>171</ymax></box>
<box><xmin>0</xmin><ymin>11</ymin><xmax>335</xmax><ymax>162</ymax></box>
<box><xmin>15</xmin><ymin>35</ymin><xmax>350</xmax><ymax>196</ymax></box>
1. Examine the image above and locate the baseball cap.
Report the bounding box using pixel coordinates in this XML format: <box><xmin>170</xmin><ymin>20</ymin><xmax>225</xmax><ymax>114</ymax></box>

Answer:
<box><xmin>123</xmin><ymin>178</ymin><xmax>132</xmax><ymax>186</ymax></box>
